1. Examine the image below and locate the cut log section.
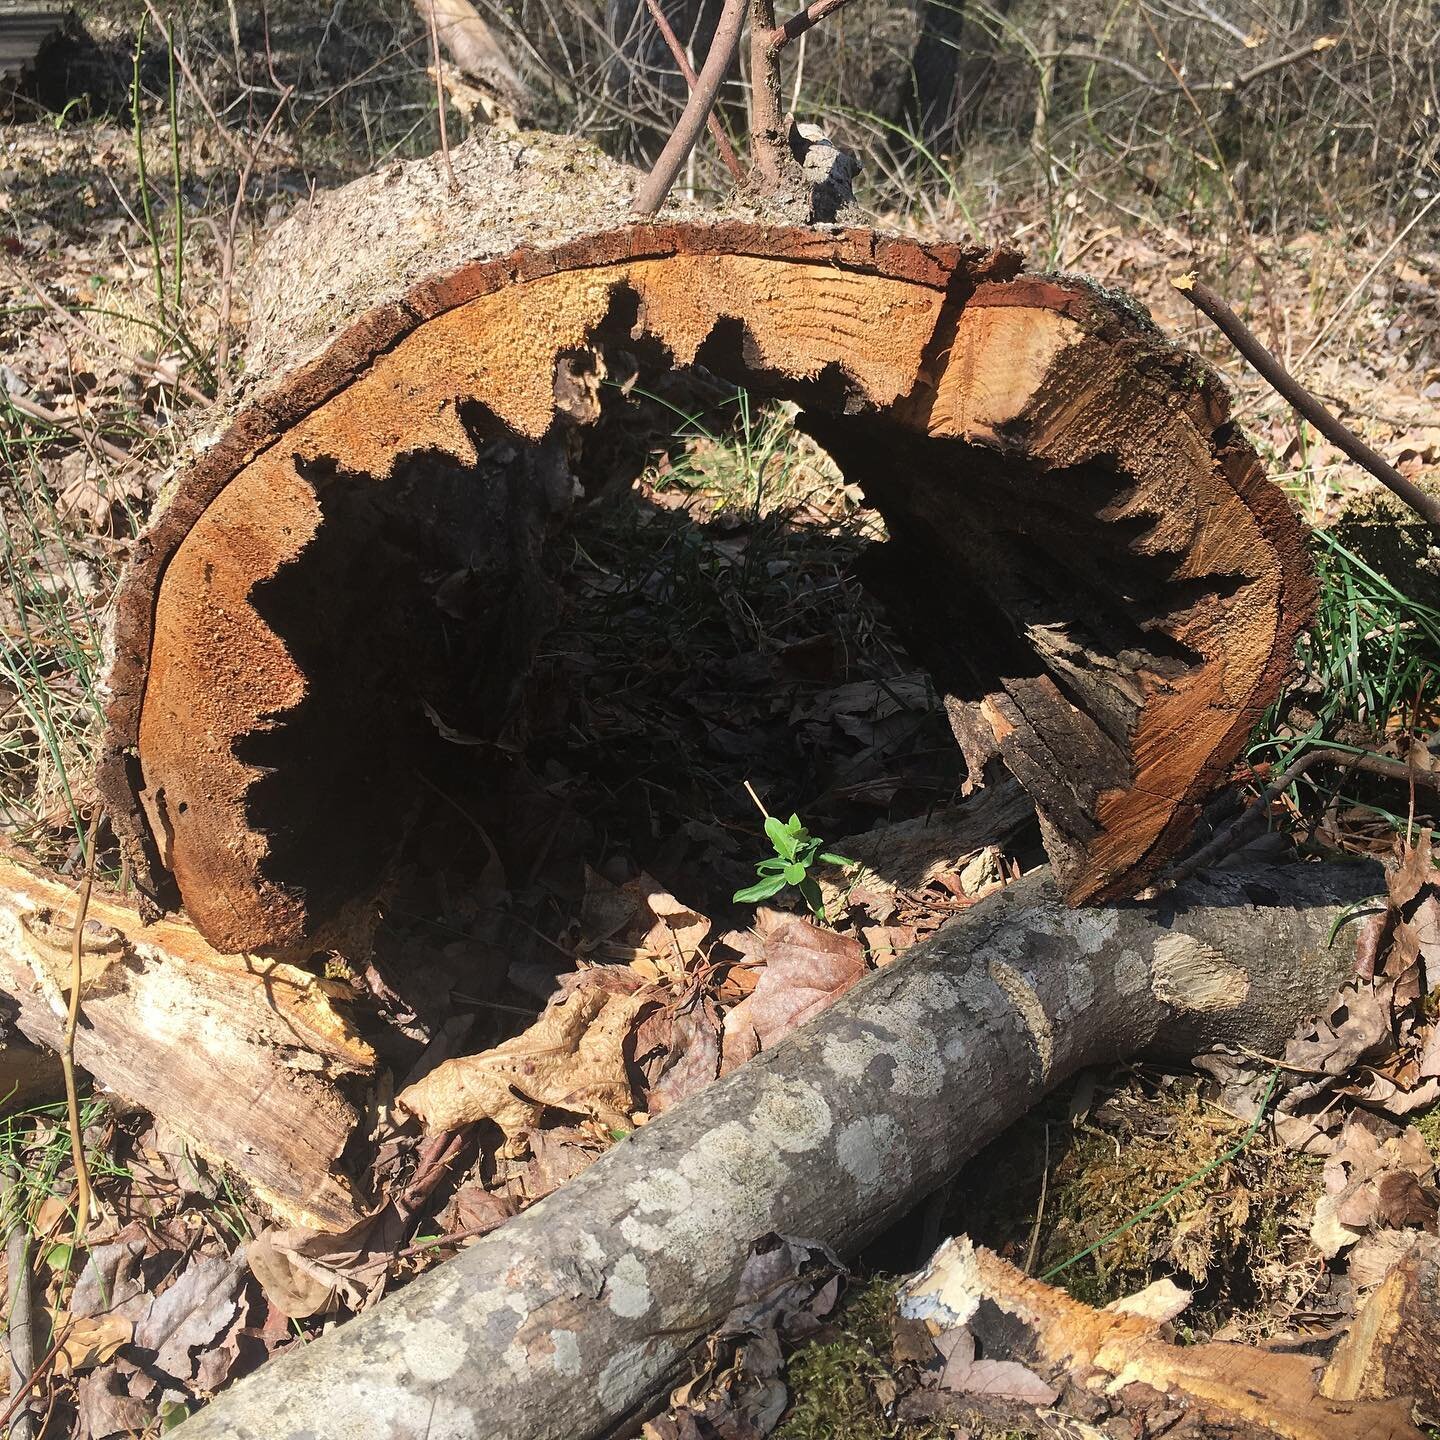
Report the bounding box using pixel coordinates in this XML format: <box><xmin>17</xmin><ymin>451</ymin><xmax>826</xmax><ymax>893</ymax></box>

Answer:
<box><xmin>0</xmin><ymin>847</ymin><xmax>373</xmax><ymax>1230</ymax></box>
<box><xmin>96</xmin><ymin>134</ymin><xmax>1313</xmax><ymax>955</ymax></box>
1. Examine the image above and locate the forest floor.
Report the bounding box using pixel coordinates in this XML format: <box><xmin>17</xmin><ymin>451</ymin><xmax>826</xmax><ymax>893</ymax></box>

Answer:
<box><xmin>3</xmin><ymin>7</ymin><xmax>1440</xmax><ymax>1439</ymax></box>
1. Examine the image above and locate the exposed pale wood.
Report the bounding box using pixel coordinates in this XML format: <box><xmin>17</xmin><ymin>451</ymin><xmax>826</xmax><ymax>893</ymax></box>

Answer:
<box><xmin>0</xmin><ymin>848</ymin><xmax>373</xmax><ymax>1229</ymax></box>
<box><xmin>1322</xmin><ymin>1234</ymin><xmax>1440</xmax><ymax>1417</ymax></box>
<box><xmin>95</xmin><ymin>133</ymin><xmax>1312</xmax><ymax>955</ymax></box>
<box><xmin>414</xmin><ymin>0</ymin><xmax>531</xmax><ymax>115</ymax></box>
<box><xmin>167</xmin><ymin>861</ymin><xmax>1380</xmax><ymax>1440</ymax></box>
<box><xmin>900</xmin><ymin>1236</ymin><xmax>1424</xmax><ymax>1440</ymax></box>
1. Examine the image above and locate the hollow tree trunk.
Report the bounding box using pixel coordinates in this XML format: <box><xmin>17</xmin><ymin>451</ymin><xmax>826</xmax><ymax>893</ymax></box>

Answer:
<box><xmin>0</xmin><ymin>847</ymin><xmax>373</xmax><ymax>1231</ymax></box>
<box><xmin>172</xmin><ymin>860</ymin><xmax>1381</xmax><ymax>1440</ymax></box>
<box><xmin>93</xmin><ymin>131</ymin><xmax>1313</xmax><ymax>958</ymax></box>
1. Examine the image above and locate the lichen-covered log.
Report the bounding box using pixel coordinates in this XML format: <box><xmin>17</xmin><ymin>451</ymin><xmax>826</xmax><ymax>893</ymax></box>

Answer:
<box><xmin>0</xmin><ymin>848</ymin><xmax>373</xmax><ymax>1230</ymax></box>
<box><xmin>174</xmin><ymin>861</ymin><xmax>1378</xmax><ymax>1440</ymax></box>
<box><xmin>96</xmin><ymin>132</ymin><xmax>1313</xmax><ymax>956</ymax></box>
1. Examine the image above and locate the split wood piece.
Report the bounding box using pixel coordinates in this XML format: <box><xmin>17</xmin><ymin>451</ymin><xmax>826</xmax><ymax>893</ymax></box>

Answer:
<box><xmin>95</xmin><ymin>132</ymin><xmax>1313</xmax><ymax>955</ymax></box>
<box><xmin>1323</xmin><ymin>1233</ymin><xmax>1440</xmax><ymax>1421</ymax></box>
<box><xmin>0</xmin><ymin>848</ymin><xmax>374</xmax><ymax>1231</ymax></box>
<box><xmin>899</xmin><ymin>1236</ymin><xmax>1424</xmax><ymax>1440</ymax></box>
<box><xmin>172</xmin><ymin>861</ymin><xmax>1379</xmax><ymax>1440</ymax></box>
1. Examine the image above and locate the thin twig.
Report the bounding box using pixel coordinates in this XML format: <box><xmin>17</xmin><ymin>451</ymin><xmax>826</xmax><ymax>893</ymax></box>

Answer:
<box><xmin>63</xmin><ymin>809</ymin><xmax>102</xmax><ymax>1242</ymax></box>
<box><xmin>1</xmin><ymin>391</ymin><xmax>134</xmax><ymax>467</ymax></box>
<box><xmin>1173</xmin><ymin>273</ymin><xmax>1440</xmax><ymax>535</ymax></box>
<box><xmin>1163</xmin><ymin>746</ymin><xmax>1440</xmax><ymax>887</ymax></box>
<box><xmin>643</xmin><ymin>0</ymin><xmax>743</xmax><ymax>180</ymax></box>
<box><xmin>1024</xmin><ymin>1122</ymin><xmax>1050</xmax><ymax>1276</ymax></box>
<box><xmin>631</xmin><ymin>0</ymin><xmax>747</xmax><ymax>215</ymax></box>
<box><xmin>425</xmin><ymin>0</ymin><xmax>458</xmax><ymax>189</ymax></box>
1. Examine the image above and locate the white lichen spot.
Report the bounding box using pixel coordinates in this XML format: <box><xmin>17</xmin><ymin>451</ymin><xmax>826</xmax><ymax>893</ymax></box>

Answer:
<box><xmin>821</xmin><ymin>1030</ymin><xmax>879</xmax><ymax>1081</ymax></box>
<box><xmin>604</xmin><ymin>1252</ymin><xmax>653</xmax><ymax>1318</ymax></box>
<box><xmin>550</xmin><ymin>1328</ymin><xmax>582</xmax><ymax>1378</ymax></box>
<box><xmin>751</xmin><ymin>1077</ymin><xmax>833</xmax><ymax>1153</ymax></box>
<box><xmin>837</xmin><ymin>1115</ymin><xmax>911</xmax><ymax>1201</ymax></box>
<box><xmin>1151</xmin><ymin>933</ymin><xmax>1248</xmax><ymax>1013</ymax></box>
<box><xmin>618</xmin><ymin>1215</ymin><xmax>667</xmax><ymax>1253</ymax></box>
<box><xmin>626</xmin><ymin>1167</ymin><xmax>693</xmax><ymax>1216</ymax></box>
<box><xmin>402</xmin><ymin>1315</ymin><xmax>469</xmax><ymax>1383</ymax></box>
<box><xmin>1065</xmin><ymin>962</ymin><xmax>1096</xmax><ymax>1012</ymax></box>
<box><xmin>988</xmin><ymin>958</ymin><xmax>1054</xmax><ymax>1078</ymax></box>
<box><xmin>1114</xmin><ymin>947</ymin><xmax>1147</xmax><ymax>996</ymax></box>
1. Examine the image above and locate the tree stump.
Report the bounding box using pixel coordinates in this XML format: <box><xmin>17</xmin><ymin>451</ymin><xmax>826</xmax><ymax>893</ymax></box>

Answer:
<box><xmin>96</xmin><ymin>132</ymin><xmax>1313</xmax><ymax>956</ymax></box>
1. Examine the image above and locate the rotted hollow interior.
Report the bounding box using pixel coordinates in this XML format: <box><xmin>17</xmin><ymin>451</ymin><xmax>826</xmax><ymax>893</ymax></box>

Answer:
<box><xmin>129</xmin><ymin>254</ymin><xmax>1281</xmax><ymax>955</ymax></box>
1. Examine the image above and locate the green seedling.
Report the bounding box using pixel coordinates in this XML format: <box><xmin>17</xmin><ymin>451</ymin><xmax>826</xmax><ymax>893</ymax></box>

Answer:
<box><xmin>734</xmin><ymin>807</ymin><xmax>855</xmax><ymax>921</ymax></box>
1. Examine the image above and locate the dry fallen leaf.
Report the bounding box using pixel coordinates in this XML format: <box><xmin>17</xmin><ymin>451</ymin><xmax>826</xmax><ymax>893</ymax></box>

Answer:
<box><xmin>397</xmin><ymin>968</ymin><xmax>657</xmax><ymax>1149</ymax></box>
<box><xmin>52</xmin><ymin>1311</ymin><xmax>134</xmax><ymax>1374</ymax></box>
<box><xmin>743</xmin><ymin>911</ymin><xmax>867</xmax><ymax>1048</ymax></box>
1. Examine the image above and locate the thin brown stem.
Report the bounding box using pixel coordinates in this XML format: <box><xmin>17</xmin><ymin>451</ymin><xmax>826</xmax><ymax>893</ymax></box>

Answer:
<box><xmin>774</xmin><ymin>0</ymin><xmax>852</xmax><ymax>45</ymax></box>
<box><xmin>426</xmin><ymin>0</ymin><xmax>458</xmax><ymax>189</ymax></box>
<box><xmin>631</xmin><ymin>0</ymin><xmax>747</xmax><ymax>215</ymax></box>
<box><xmin>643</xmin><ymin>0</ymin><xmax>744</xmax><ymax>181</ymax></box>
<box><xmin>748</xmin><ymin>0</ymin><xmax>787</xmax><ymax>187</ymax></box>
<box><xmin>1</xmin><ymin>391</ymin><xmax>132</xmax><ymax>467</ymax></box>
<box><xmin>1174</xmin><ymin>274</ymin><xmax>1440</xmax><ymax>535</ymax></box>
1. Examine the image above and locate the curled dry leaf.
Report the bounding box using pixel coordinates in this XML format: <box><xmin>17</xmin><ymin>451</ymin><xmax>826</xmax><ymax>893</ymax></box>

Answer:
<box><xmin>247</xmin><ymin>1208</ymin><xmax>404</xmax><ymax>1320</ymax></box>
<box><xmin>397</xmin><ymin>969</ymin><xmax>657</xmax><ymax>1149</ymax></box>
<box><xmin>723</xmin><ymin>910</ymin><xmax>866</xmax><ymax>1066</ymax></box>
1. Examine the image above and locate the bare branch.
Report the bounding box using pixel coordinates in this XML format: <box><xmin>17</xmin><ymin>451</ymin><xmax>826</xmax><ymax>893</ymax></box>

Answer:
<box><xmin>630</xmin><ymin>0</ymin><xmax>747</xmax><ymax>215</ymax></box>
<box><xmin>643</xmin><ymin>0</ymin><xmax>744</xmax><ymax>181</ymax></box>
<box><xmin>1173</xmin><ymin>273</ymin><xmax>1440</xmax><ymax>536</ymax></box>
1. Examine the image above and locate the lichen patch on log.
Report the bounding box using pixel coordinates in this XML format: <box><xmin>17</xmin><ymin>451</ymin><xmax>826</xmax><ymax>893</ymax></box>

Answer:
<box><xmin>96</xmin><ymin>136</ymin><xmax>1314</xmax><ymax>954</ymax></box>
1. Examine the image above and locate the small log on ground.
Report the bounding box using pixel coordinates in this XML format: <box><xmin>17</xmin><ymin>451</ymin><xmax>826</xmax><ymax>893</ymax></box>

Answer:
<box><xmin>0</xmin><ymin>847</ymin><xmax>374</xmax><ymax>1230</ymax></box>
<box><xmin>176</xmin><ymin>861</ymin><xmax>1379</xmax><ymax>1440</ymax></box>
<box><xmin>95</xmin><ymin>131</ymin><xmax>1313</xmax><ymax>956</ymax></box>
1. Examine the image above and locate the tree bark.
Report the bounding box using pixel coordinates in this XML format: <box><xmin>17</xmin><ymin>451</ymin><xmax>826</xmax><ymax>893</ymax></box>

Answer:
<box><xmin>0</xmin><ymin>847</ymin><xmax>374</xmax><ymax>1231</ymax></box>
<box><xmin>93</xmin><ymin>132</ymin><xmax>1315</xmax><ymax>958</ymax></box>
<box><xmin>171</xmin><ymin>860</ymin><xmax>1380</xmax><ymax>1440</ymax></box>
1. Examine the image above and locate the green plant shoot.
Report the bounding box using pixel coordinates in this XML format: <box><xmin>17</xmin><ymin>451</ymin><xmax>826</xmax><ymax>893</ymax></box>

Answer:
<box><xmin>734</xmin><ymin>812</ymin><xmax>854</xmax><ymax>921</ymax></box>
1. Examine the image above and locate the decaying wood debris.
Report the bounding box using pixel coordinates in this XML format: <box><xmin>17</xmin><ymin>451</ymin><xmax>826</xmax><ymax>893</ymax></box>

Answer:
<box><xmin>92</xmin><ymin>131</ymin><xmax>1314</xmax><ymax>958</ymax></box>
<box><xmin>170</xmin><ymin>862</ymin><xmax>1379</xmax><ymax>1440</ymax></box>
<box><xmin>897</xmin><ymin>1235</ymin><xmax>1430</xmax><ymax>1440</ymax></box>
<box><xmin>0</xmin><ymin>846</ymin><xmax>373</xmax><ymax>1231</ymax></box>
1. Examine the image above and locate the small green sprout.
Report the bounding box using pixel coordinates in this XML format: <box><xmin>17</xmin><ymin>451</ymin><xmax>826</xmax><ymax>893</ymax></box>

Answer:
<box><xmin>734</xmin><ymin>807</ymin><xmax>855</xmax><ymax>921</ymax></box>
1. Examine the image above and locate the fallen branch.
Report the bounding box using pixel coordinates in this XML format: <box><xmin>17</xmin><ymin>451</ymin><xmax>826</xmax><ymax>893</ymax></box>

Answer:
<box><xmin>173</xmin><ymin>862</ymin><xmax>1379</xmax><ymax>1440</ymax></box>
<box><xmin>1</xmin><ymin>1165</ymin><xmax>38</xmax><ymax>1440</ymax></box>
<box><xmin>0</xmin><ymin>847</ymin><xmax>374</xmax><ymax>1231</ymax></box>
<box><xmin>899</xmin><ymin>1235</ymin><xmax>1424</xmax><ymax>1440</ymax></box>
<box><xmin>1172</xmin><ymin>273</ymin><xmax>1440</xmax><ymax>535</ymax></box>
